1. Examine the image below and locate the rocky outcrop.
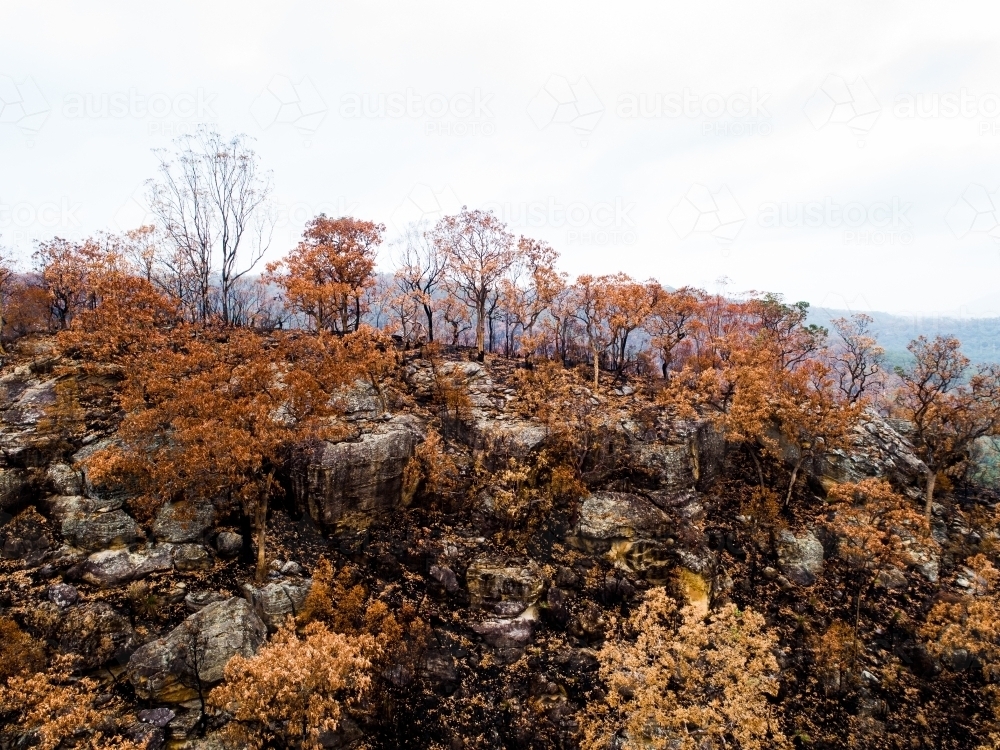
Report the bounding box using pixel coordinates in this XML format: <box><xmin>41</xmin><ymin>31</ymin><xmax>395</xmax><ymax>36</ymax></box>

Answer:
<box><xmin>298</xmin><ymin>414</ymin><xmax>424</xmax><ymax>528</ymax></box>
<box><xmin>214</xmin><ymin>531</ymin><xmax>243</xmax><ymax>557</ymax></box>
<box><xmin>405</xmin><ymin>359</ymin><xmax>498</xmax><ymax>410</ymax></box>
<box><xmin>569</xmin><ymin>492</ymin><xmax>671</xmax><ymax>551</ymax></box>
<box><xmin>63</xmin><ymin>508</ymin><xmax>143</xmax><ymax>551</ymax></box>
<box><xmin>58</xmin><ymin>601</ymin><xmax>135</xmax><ymax>669</ymax></box>
<box><xmin>0</xmin><ymin>368</ymin><xmax>60</xmax><ymax>468</ymax></box>
<box><xmin>81</xmin><ymin>545</ymin><xmax>174</xmax><ymax>586</ymax></box>
<box><xmin>48</xmin><ymin>583</ymin><xmax>79</xmax><ymax>608</ymax></box>
<box><xmin>153</xmin><ymin>501</ymin><xmax>216</xmax><ymax>543</ymax></box>
<box><xmin>337</xmin><ymin>379</ymin><xmax>384</xmax><ymax>421</ymax></box>
<box><xmin>471</xmin><ymin>417</ymin><xmax>548</xmax><ymax>462</ymax></box>
<box><xmin>776</xmin><ymin>529</ymin><xmax>824</xmax><ymax>585</ymax></box>
<box><xmin>568</xmin><ymin>492</ymin><xmax>678</xmax><ymax>580</ymax></box>
<box><xmin>241</xmin><ymin>578</ymin><xmax>313</xmax><ymax>630</ymax></box>
<box><xmin>72</xmin><ymin>437</ymin><xmax>138</xmax><ymax>505</ymax></box>
<box><xmin>466</xmin><ymin>556</ymin><xmax>546</xmax><ymax>611</ymax></box>
<box><xmin>810</xmin><ymin>412</ymin><xmax>928</xmax><ymax>497</ymax></box>
<box><xmin>128</xmin><ymin>598</ymin><xmax>267</xmax><ymax>703</ymax></box>
<box><xmin>472</xmin><ymin>609</ymin><xmax>538</xmax><ymax>650</ymax></box>
<box><xmin>44</xmin><ymin>494</ymin><xmax>143</xmax><ymax>551</ymax></box>
<box><xmin>46</xmin><ymin>462</ymin><xmax>83</xmax><ymax>496</ymax></box>
<box><xmin>0</xmin><ymin>468</ymin><xmax>28</xmax><ymax>511</ymax></box>
<box><xmin>0</xmin><ymin>506</ymin><xmax>52</xmax><ymax>561</ymax></box>
<box><xmin>624</xmin><ymin>418</ymin><xmax>725</xmax><ymax>495</ymax></box>
<box><xmin>173</xmin><ymin>543</ymin><xmax>211</xmax><ymax>571</ymax></box>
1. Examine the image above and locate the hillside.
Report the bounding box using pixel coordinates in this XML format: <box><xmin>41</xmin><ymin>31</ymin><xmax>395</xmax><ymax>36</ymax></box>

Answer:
<box><xmin>808</xmin><ymin>308</ymin><xmax>1000</xmax><ymax>368</ymax></box>
<box><xmin>0</xmin><ymin>329</ymin><xmax>997</xmax><ymax>749</ymax></box>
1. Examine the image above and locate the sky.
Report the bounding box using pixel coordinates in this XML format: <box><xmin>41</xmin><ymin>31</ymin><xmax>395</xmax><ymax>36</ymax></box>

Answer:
<box><xmin>2</xmin><ymin>1</ymin><xmax>1000</xmax><ymax>317</ymax></box>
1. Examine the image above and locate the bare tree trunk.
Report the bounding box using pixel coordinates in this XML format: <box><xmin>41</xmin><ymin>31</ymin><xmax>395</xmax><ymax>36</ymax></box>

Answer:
<box><xmin>747</xmin><ymin>443</ymin><xmax>766</xmax><ymax>492</ymax></box>
<box><xmin>254</xmin><ymin>491</ymin><xmax>270</xmax><ymax>584</ymax></box>
<box><xmin>785</xmin><ymin>457</ymin><xmax>804</xmax><ymax>507</ymax></box>
<box><xmin>852</xmin><ymin>577</ymin><xmax>864</xmax><ymax>673</ymax></box>
<box><xmin>924</xmin><ymin>467</ymin><xmax>937</xmax><ymax>520</ymax></box>
<box><xmin>423</xmin><ymin>303</ymin><xmax>434</xmax><ymax>343</ymax></box>
<box><xmin>476</xmin><ymin>300</ymin><xmax>486</xmax><ymax>356</ymax></box>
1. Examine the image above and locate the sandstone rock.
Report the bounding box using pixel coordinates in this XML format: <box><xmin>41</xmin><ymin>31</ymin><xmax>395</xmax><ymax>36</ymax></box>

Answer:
<box><xmin>624</xmin><ymin>418</ymin><xmax>725</xmax><ymax>494</ymax></box>
<box><xmin>280</xmin><ymin>560</ymin><xmax>304</xmax><ymax>576</ymax></box>
<box><xmin>406</xmin><ymin>359</ymin><xmax>494</xmax><ymax>405</ymax></box>
<box><xmin>128</xmin><ymin>724</ymin><xmax>165</xmax><ymax>750</ymax></box>
<box><xmin>185</xmin><ymin>590</ymin><xmax>226</xmax><ymax>613</ymax></box>
<box><xmin>58</xmin><ymin>601</ymin><xmax>135</xmax><ymax>669</ymax></box>
<box><xmin>128</xmin><ymin>598</ymin><xmax>267</xmax><ymax>703</ymax></box>
<box><xmin>423</xmin><ymin>650</ymin><xmax>458</xmax><ymax>686</ymax></box>
<box><xmin>569</xmin><ymin>492</ymin><xmax>671</xmax><ymax>553</ymax></box>
<box><xmin>470</xmin><ymin>416</ymin><xmax>548</xmax><ymax>463</ymax></box>
<box><xmin>776</xmin><ymin>529</ymin><xmax>824</xmax><ymax>585</ymax></box>
<box><xmin>173</xmin><ymin>543</ymin><xmax>211</xmax><ymax>571</ymax></box>
<box><xmin>153</xmin><ymin>501</ymin><xmax>215</xmax><ymax>543</ymax></box>
<box><xmin>65</xmin><ymin>508</ymin><xmax>143</xmax><ymax>551</ymax></box>
<box><xmin>241</xmin><ymin>578</ymin><xmax>312</xmax><ymax>631</ymax></box>
<box><xmin>214</xmin><ymin>531</ymin><xmax>243</xmax><ymax>557</ymax></box>
<box><xmin>72</xmin><ymin>437</ymin><xmax>138</xmax><ymax>504</ymax></box>
<box><xmin>81</xmin><ymin>545</ymin><xmax>174</xmax><ymax>587</ymax></box>
<box><xmin>0</xmin><ymin>375</ymin><xmax>60</xmax><ymax>467</ymax></box>
<box><xmin>810</xmin><ymin>411</ymin><xmax>928</xmax><ymax>498</ymax></box>
<box><xmin>46</xmin><ymin>462</ymin><xmax>83</xmax><ymax>496</ymax></box>
<box><xmin>298</xmin><ymin>414</ymin><xmax>424</xmax><ymax>527</ymax></box>
<box><xmin>48</xmin><ymin>583</ymin><xmax>79</xmax><ymax>608</ymax></box>
<box><xmin>877</xmin><ymin>567</ymin><xmax>908</xmax><ymax>591</ymax></box>
<box><xmin>45</xmin><ymin>494</ymin><xmax>120</xmax><ymax>519</ymax></box>
<box><xmin>466</xmin><ymin>556</ymin><xmax>545</xmax><ymax>609</ymax></box>
<box><xmin>138</xmin><ymin>708</ymin><xmax>175</xmax><ymax>728</ymax></box>
<box><xmin>473</xmin><ymin>609</ymin><xmax>537</xmax><ymax>649</ymax></box>
<box><xmin>337</xmin><ymin>378</ymin><xmax>384</xmax><ymax>420</ymax></box>
<box><xmin>0</xmin><ymin>506</ymin><xmax>52</xmax><ymax>561</ymax></box>
<box><xmin>430</xmin><ymin>564</ymin><xmax>459</xmax><ymax>594</ymax></box>
<box><xmin>0</xmin><ymin>468</ymin><xmax>28</xmax><ymax>511</ymax></box>
<box><xmin>566</xmin><ymin>492</ymin><xmax>672</xmax><ymax>581</ymax></box>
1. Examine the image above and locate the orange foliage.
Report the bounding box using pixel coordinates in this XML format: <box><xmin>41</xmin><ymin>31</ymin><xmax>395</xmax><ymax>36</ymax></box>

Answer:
<box><xmin>209</xmin><ymin>621</ymin><xmax>374</xmax><ymax>750</ymax></box>
<box><xmin>894</xmin><ymin>335</ymin><xmax>1000</xmax><ymax>517</ymax></box>
<box><xmin>268</xmin><ymin>215</ymin><xmax>383</xmax><ymax>333</ymax></box>
<box><xmin>583</xmin><ymin>588</ymin><xmax>789</xmax><ymax>750</ymax></box>
<box><xmin>0</xmin><ymin>655</ymin><xmax>143</xmax><ymax>749</ymax></box>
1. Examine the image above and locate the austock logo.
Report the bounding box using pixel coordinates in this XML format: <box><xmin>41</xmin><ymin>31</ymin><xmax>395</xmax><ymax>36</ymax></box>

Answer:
<box><xmin>527</xmin><ymin>75</ymin><xmax>604</xmax><ymax>146</ymax></box>
<box><xmin>481</xmin><ymin>197</ymin><xmax>637</xmax><ymax>246</ymax></box>
<box><xmin>250</xmin><ymin>75</ymin><xmax>328</xmax><ymax>146</ymax></box>
<box><xmin>758</xmin><ymin>197</ymin><xmax>914</xmax><ymax>245</ymax></box>
<box><xmin>946</xmin><ymin>184</ymin><xmax>1000</xmax><ymax>242</ymax></box>
<box><xmin>339</xmin><ymin>89</ymin><xmax>495</xmax><ymax>137</ymax></box>
<box><xmin>63</xmin><ymin>87</ymin><xmax>218</xmax><ymax>139</ymax></box>
<box><xmin>668</xmin><ymin>184</ymin><xmax>745</xmax><ymax>243</ymax></box>
<box><xmin>0</xmin><ymin>197</ymin><xmax>84</xmax><ymax>245</ymax></box>
<box><xmin>803</xmin><ymin>74</ymin><xmax>881</xmax><ymax>145</ymax></box>
<box><xmin>616</xmin><ymin>88</ymin><xmax>772</xmax><ymax>137</ymax></box>
<box><xmin>0</xmin><ymin>74</ymin><xmax>49</xmax><ymax>143</ymax></box>
<box><xmin>390</xmin><ymin>184</ymin><xmax>463</xmax><ymax>234</ymax></box>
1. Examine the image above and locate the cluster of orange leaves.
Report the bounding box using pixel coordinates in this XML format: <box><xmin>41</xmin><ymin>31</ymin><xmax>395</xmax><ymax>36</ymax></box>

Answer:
<box><xmin>582</xmin><ymin>587</ymin><xmax>788</xmax><ymax>750</ymax></box>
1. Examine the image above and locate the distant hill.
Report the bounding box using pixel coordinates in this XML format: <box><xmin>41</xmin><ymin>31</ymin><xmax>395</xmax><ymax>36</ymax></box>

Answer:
<box><xmin>807</xmin><ymin>307</ymin><xmax>1000</xmax><ymax>368</ymax></box>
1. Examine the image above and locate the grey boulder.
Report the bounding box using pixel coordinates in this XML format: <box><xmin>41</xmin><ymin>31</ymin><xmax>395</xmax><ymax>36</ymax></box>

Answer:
<box><xmin>153</xmin><ymin>501</ymin><xmax>216</xmax><ymax>543</ymax></box>
<box><xmin>776</xmin><ymin>529</ymin><xmax>824</xmax><ymax>585</ymax></box>
<box><xmin>299</xmin><ymin>414</ymin><xmax>424</xmax><ymax>527</ymax></box>
<box><xmin>241</xmin><ymin>578</ymin><xmax>313</xmax><ymax>631</ymax></box>
<box><xmin>128</xmin><ymin>597</ymin><xmax>267</xmax><ymax>703</ymax></box>
<box><xmin>81</xmin><ymin>545</ymin><xmax>174</xmax><ymax>587</ymax></box>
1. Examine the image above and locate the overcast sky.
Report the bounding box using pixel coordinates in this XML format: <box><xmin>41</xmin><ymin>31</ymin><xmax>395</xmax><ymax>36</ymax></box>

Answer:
<box><xmin>2</xmin><ymin>1</ymin><xmax>1000</xmax><ymax>317</ymax></box>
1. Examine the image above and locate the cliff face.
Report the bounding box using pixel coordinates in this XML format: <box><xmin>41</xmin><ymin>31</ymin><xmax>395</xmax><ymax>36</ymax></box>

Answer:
<box><xmin>0</xmin><ymin>340</ymin><xmax>993</xmax><ymax>749</ymax></box>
